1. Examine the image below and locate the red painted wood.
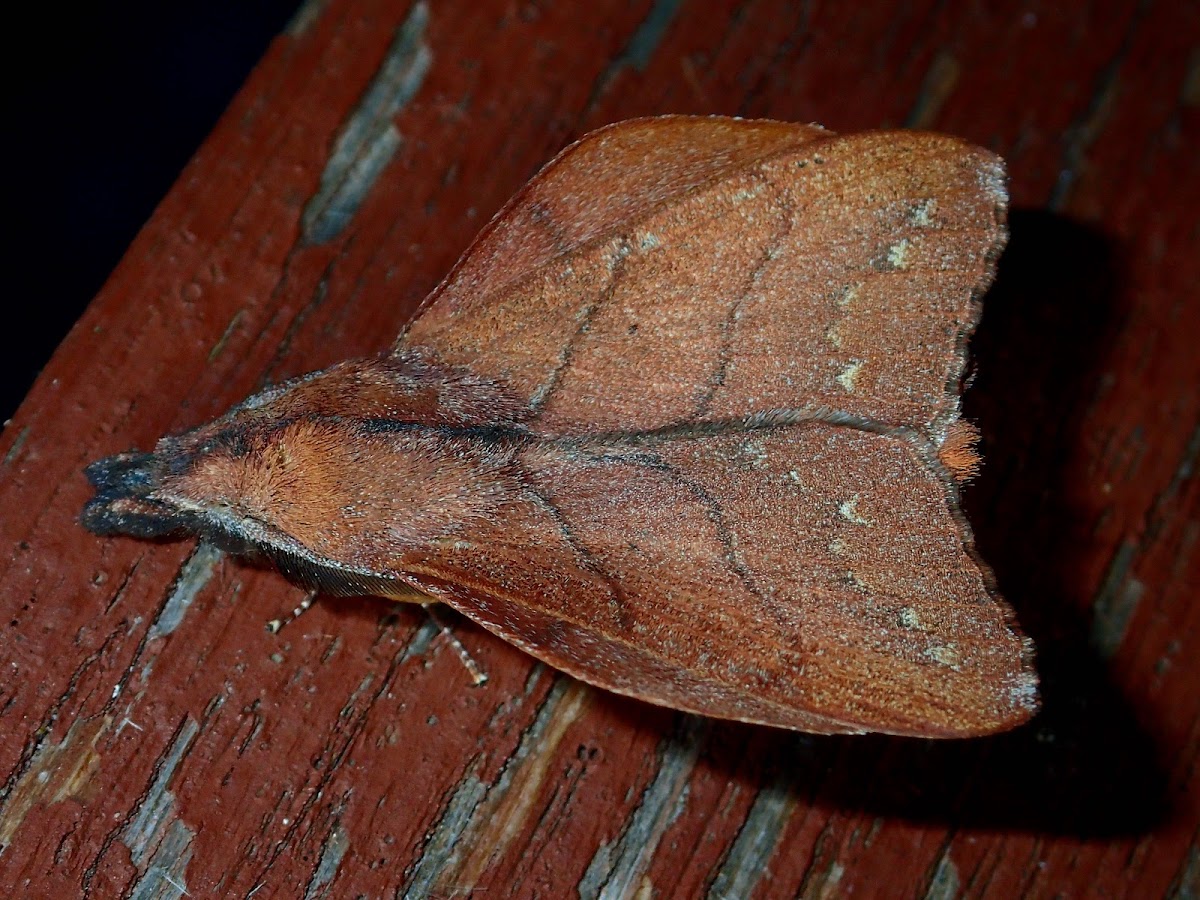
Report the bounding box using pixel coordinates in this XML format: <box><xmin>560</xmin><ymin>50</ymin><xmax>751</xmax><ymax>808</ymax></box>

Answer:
<box><xmin>1</xmin><ymin>0</ymin><xmax>1196</xmax><ymax>896</ymax></box>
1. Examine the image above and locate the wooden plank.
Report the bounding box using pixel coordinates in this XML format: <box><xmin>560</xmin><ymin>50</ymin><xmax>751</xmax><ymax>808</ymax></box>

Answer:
<box><xmin>1</xmin><ymin>0</ymin><xmax>1197</xmax><ymax>896</ymax></box>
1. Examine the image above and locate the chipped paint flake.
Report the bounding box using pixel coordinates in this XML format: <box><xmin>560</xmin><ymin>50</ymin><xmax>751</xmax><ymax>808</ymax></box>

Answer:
<box><xmin>0</xmin><ymin>716</ymin><xmax>111</xmax><ymax>848</ymax></box>
<box><xmin>305</xmin><ymin>824</ymin><xmax>350</xmax><ymax>899</ymax></box>
<box><xmin>440</xmin><ymin>680</ymin><xmax>591</xmax><ymax>891</ymax></box>
<box><xmin>147</xmin><ymin>543</ymin><xmax>222</xmax><ymax>640</ymax></box>
<box><xmin>925</xmin><ymin>850</ymin><xmax>961</xmax><ymax>900</ymax></box>
<box><xmin>1090</xmin><ymin>538</ymin><xmax>1144</xmax><ymax>659</ymax></box>
<box><xmin>709</xmin><ymin>770</ymin><xmax>799</xmax><ymax>899</ymax></box>
<box><xmin>123</xmin><ymin>719</ymin><xmax>200</xmax><ymax>900</ymax></box>
<box><xmin>409</xmin><ymin>678</ymin><xmax>591</xmax><ymax>898</ymax></box>
<box><xmin>302</xmin><ymin>3</ymin><xmax>432</xmax><ymax>242</ymax></box>
<box><xmin>580</xmin><ymin>717</ymin><xmax>708</xmax><ymax>899</ymax></box>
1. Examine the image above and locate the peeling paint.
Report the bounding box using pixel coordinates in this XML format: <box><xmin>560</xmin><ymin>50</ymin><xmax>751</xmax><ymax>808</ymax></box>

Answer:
<box><xmin>1048</xmin><ymin>5</ymin><xmax>1147</xmax><ymax>209</ymax></box>
<box><xmin>442</xmin><ymin>679</ymin><xmax>591</xmax><ymax>891</ymax></box>
<box><xmin>0</xmin><ymin>715</ymin><xmax>110</xmax><ymax>850</ymax></box>
<box><xmin>287</xmin><ymin>0</ymin><xmax>331</xmax><ymax>37</ymax></box>
<box><xmin>709</xmin><ymin>769</ymin><xmax>799</xmax><ymax>899</ymax></box>
<box><xmin>122</xmin><ymin>718</ymin><xmax>199</xmax><ymax>864</ymax></box>
<box><xmin>579</xmin><ymin>716</ymin><xmax>708</xmax><ymax>899</ymax></box>
<box><xmin>122</xmin><ymin>719</ymin><xmax>200</xmax><ymax>899</ymax></box>
<box><xmin>924</xmin><ymin>850</ymin><xmax>960</xmax><ymax>900</ymax></box>
<box><xmin>607</xmin><ymin>0</ymin><xmax>683</xmax><ymax>73</ymax></box>
<box><xmin>2</xmin><ymin>425</ymin><xmax>30</xmax><ymax>467</ymax></box>
<box><xmin>1090</xmin><ymin>538</ymin><xmax>1143</xmax><ymax>658</ymax></box>
<box><xmin>147</xmin><ymin>543</ymin><xmax>223</xmax><ymax>641</ymax></box>
<box><xmin>586</xmin><ymin>0</ymin><xmax>683</xmax><ymax>109</ymax></box>
<box><xmin>403</xmin><ymin>769</ymin><xmax>488</xmax><ymax>898</ymax></box>
<box><xmin>407</xmin><ymin>678</ymin><xmax>591</xmax><ymax>896</ymax></box>
<box><xmin>302</xmin><ymin>2</ymin><xmax>433</xmax><ymax>243</ymax></box>
<box><xmin>305</xmin><ymin>823</ymin><xmax>350</xmax><ymax>899</ymax></box>
<box><xmin>128</xmin><ymin>819</ymin><xmax>193</xmax><ymax>900</ymax></box>
<box><xmin>208</xmin><ymin>309</ymin><xmax>246</xmax><ymax>362</ymax></box>
<box><xmin>904</xmin><ymin>51</ymin><xmax>961</xmax><ymax>129</ymax></box>
<box><xmin>1167</xmin><ymin>841</ymin><xmax>1200</xmax><ymax>897</ymax></box>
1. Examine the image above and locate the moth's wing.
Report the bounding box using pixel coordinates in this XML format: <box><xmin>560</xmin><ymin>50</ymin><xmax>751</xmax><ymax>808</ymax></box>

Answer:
<box><xmin>394</xmin><ymin>426</ymin><xmax>1038</xmax><ymax>738</ymax></box>
<box><xmin>399</xmin><ymin>116</ymin><xmax>830</xmax><ymax>336</ymax></box>
<box><xmin>399</xmin><ymin>122</ymin><xmax>1007</xmax><ymax>443</ymax></box>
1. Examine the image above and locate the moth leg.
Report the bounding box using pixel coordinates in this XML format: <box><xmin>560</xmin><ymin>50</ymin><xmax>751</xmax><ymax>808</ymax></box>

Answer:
<box><xmin>378</xmin><ymin>585</ymin><xmax>486</xmax><ymax>683</ymax></box>
<box><xmin>424</xmin><ymin>603</ymin><xmax>489</xmax><ymax>686</ymax></box>
<box><xmin>266</xmin><ymin>588</ymin><xmax>319</xmax><ymax>634</ymax></box>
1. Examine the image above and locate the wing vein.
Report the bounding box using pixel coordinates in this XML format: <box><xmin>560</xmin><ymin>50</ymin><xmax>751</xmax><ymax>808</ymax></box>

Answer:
<box><xmin>527</xmin><ymin>237</ymin><xmax>634</xmax><ymax>415</ymax></box>
<box><xmin>693</xmin><ymin>175</ymin><xmax>797</xmax><ymax>419</ymax></box>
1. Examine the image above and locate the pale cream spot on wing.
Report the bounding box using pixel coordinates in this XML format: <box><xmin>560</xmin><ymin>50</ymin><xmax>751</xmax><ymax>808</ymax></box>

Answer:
<box><xmin>909</xmin><ymin>198</ymin><xmax>937</xmax><ymax>226</ymax></box>
<box><xmin>887</xmin><ymin>239</ymin><xmax>911</xmax><ymax>270</ymax></box>
<box><xmin>837</xmin><ymin>360</ymin><xmax>863</xmax><ymax>392</ymax></box>
<box><xmin>925</xmin><ymin>645</ymin><xmax>962</xmax><ymax>669</ymax></box>
<box><xmin>843</xmin><ymin>571</ymin><xmax>870</xmax><ymax>592</ymax></box>
<box><xmin>837</xmin><ymin>283</ymin><xmax>861</xmax><ymax>308</ymax></box>
<box><xmin>838</xmin><ymin>496</ymin><xmax>871</xmax><ymax>525</ymax></box>
<box><xmin>730</xmin><ymin>183</ymin><xmax>767</xmax><ymax>202</ymax></box>
<box><xmin>825</xmin><ymin>324</ymin><xmax>842</xmax><ymax>348</ymax></box>
<box><xmin>739</xmin><ymin>440</ymin><xmax>770</xmax><ymax>469</ymax></box>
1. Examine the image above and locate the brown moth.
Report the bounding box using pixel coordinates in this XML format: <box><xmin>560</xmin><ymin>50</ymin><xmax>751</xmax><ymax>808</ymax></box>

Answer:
<box><xmin>83</xmin><ymin>116</ymin><xmax>1039</xmax><ymax>737</ymax></box>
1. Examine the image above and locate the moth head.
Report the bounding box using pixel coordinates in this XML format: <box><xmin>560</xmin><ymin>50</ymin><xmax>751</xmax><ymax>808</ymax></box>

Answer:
<box><xmin>82</xmin><ymin>410</ymin><xmax>341</xmax><ymax>560</ymax></box>
<box><xmin>82</xmin><ymin>353</ymin><xmax>522</xmax><ymax>591</ymax></box>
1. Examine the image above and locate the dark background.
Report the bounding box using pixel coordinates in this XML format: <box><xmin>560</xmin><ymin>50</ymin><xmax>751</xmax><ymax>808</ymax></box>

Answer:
<box><xmin>6</xmin><ymin>2</ymin><xmax>299</xmax><ymax>422</ymax></box>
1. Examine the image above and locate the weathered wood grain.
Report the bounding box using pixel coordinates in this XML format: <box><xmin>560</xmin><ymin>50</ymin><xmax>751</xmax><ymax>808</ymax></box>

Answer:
<box><xmin>1</xmin><ymin>0</ymin><xmax>1196</xmax><ymax>896</ymax></box>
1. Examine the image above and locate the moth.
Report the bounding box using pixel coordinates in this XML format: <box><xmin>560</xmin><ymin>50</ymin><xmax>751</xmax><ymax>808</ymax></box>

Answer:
<box><xmin>84</xmin><ymin>116</ymin><xmax>1039</xmax><ymax>737</ymax></box>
